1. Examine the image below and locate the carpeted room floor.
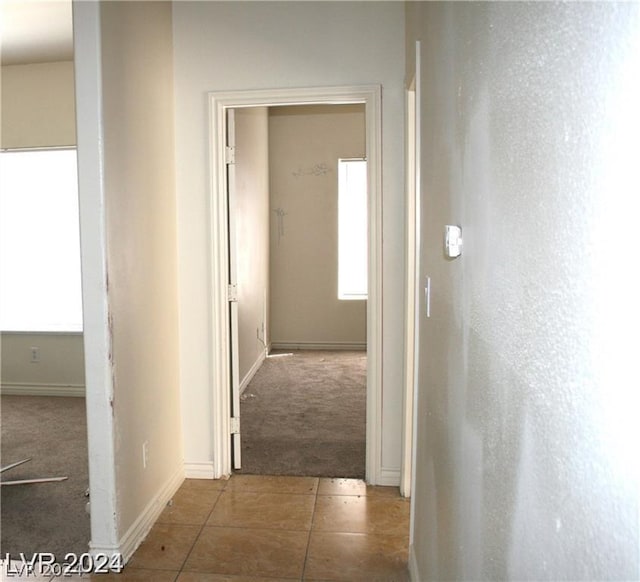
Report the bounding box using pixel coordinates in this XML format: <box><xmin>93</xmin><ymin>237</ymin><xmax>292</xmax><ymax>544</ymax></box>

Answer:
<box><xmin>239</xmin><ymin>350</ymin><xmax>367</xmax><ymax>479</ymax></box>
<box><xmin>0</xmin><ymin>395</ymin><xmax>90</xmax><ymax>560</ymax></box>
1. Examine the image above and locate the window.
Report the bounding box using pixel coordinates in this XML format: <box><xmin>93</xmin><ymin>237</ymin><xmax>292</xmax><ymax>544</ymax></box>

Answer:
<box><xmin>0</xmin><ymin>149</ymin><xmax>83</xmax><ymax>332</ymax></box>
<box><xmin>338</xmin><ymin>158</ymin><xmax>367</xmax><ymax>300</ymax></box>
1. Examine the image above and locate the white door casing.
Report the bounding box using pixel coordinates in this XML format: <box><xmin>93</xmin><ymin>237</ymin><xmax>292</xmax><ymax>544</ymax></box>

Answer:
<box><xmin>401</xmin><ymin>81</ymin><xmax>417</xmax><ymax>498</ymax></box>
<box><xmin>226</xmin><ymin>108</ymin><xmax>242</xmax><ymax>470</ymax></box>
<box><xmin>208</xmin><ymin>86</ymin><xmax>383</xmax><ymax>482</ymax></box>
<box><xmin>409</xmin><ymin>40</ymin><xmax>422</xmax><ymax>543</ymax></box>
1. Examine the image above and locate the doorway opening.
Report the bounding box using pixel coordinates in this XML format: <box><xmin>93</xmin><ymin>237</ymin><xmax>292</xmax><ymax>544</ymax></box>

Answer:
<box><xmin>208</xmin><ymin>86</ymin><xmax>383</xmax><ymax>483</ymax></box>
<box><xmin>229</xmin><ymin>104</ymin><xmax>367</xmax><ymax>478</ymax></box>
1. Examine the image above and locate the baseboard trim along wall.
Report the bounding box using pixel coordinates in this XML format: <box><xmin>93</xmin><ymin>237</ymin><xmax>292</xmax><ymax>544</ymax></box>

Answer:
<box><xmin>184</xmin><ymin>462</ymin><xmax>216</xmax><ymax>479</ymax></box>
<box><xmin>408</xmin><ymin>543</ymin><xmax>420</xmax><ymax>582</ymax></box>
<box><xmin>239</xmin><ymin>350</ymin><xmax>266</xmax><ymax>395</ymax></box>
<box><xmin>0</xmin><ymin>383</ymin><xmax>85</xmax><ymax>397</ymax></box>
<box><xmin>270</xmin><ymin>341</ymin><xmax>366</xmax><ymax>351</ymax></box>
<box><xmin>117</xmin><ymin>465</ymin><xmax>184</xmax><ymax>564</ymax></box>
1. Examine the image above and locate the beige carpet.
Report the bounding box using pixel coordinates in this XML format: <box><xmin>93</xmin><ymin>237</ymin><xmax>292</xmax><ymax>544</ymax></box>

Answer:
<box><xmin>1</xmin><ymin>395</ymin><xmax>90</xmax><ymax>560</ymax></box>
<box><xmin>239</xmin><ymin>350</ymin><xmax>366</xmax><ymax>478</ymax></box>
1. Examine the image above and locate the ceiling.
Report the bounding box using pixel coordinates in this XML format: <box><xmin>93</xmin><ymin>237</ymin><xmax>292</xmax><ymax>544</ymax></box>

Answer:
<box><xmin>1</xmin><ymin>0</ymin><xmax>74</xmax><ymax>66</ymax></box>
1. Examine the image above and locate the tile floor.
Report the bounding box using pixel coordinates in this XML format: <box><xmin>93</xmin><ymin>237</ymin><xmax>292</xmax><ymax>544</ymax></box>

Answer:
<box><xmin>5</xmin><ymin>475</ymin><xmax>410</xmax><ymax>582</ymax></box>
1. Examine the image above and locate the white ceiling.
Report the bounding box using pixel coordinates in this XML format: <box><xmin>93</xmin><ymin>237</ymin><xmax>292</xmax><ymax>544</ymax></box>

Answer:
<box><xmin>1</xmin><ymin>0</ymin><xmax>74</xmax><ymax>66</ymax></box>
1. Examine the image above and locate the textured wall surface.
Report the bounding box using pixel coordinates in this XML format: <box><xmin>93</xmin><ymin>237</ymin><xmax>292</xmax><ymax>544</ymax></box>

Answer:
<box><xmin>407</xmin><ymin>3</ymin><xmax>640</xmax><ymax>580</ymax></box>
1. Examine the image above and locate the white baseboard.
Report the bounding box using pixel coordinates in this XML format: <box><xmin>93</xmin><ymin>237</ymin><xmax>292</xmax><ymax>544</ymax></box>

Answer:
<box><xmin>0</xmin><ymin>383</ymin><xmax>85</xmax><ymax>397</ymax></box>
<box><xmin>377</xmin><ymin>467</ymin><xmax>401</xmax><ymax>487</ymax></box>
<box><xmin>270</xmin><ymin>341</ymin><xmax>366</xmax><ymax>351</ymax></box>
<box><xmin>408</xmin><ymin>543</ymin><xmax>421</xmax><ymax>582</ymax></box>
<box><xmin>239</xmin><ymin>350</ymin><xmax>266</xmax><ymax>395</ymax></box>
<box><xmin>116</xmin><ymin>465</ymin><xmax>184</xmax><ymax>564</ymax></box>
<box><xmin>184</xmin><ymin>462</ymin><xmax>215</xmax><ymax>479</ymax></box>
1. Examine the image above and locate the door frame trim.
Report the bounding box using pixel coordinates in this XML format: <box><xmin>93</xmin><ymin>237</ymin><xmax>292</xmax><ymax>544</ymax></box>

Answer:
<box><xmin>401</xmin><ymin>80</ymin><xmax>417</xmax><ymax>498</ymax></box>
<box><xmin>207</xmin><ymin>85</ymin><xmax>383</xmax><ymax>482</ymax></box>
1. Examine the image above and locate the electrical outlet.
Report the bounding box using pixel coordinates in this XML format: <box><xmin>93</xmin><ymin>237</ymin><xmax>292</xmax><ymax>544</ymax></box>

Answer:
<box><xmin>142</xmin><ymin>441</ymin><xmax>149</xmax><ymax>469</ymax></box>
<box><xmin>30</xmin><ymin>347</ymin><xmax>40</xmax><ymax>363</ymax></box>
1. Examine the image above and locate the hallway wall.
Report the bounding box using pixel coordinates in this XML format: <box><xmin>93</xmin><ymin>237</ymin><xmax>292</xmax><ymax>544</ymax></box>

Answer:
<box><xmin>74</xmin><ymin>0</ymin><xmax>183</xmax><ymax>554</ymax></box>
<box><xmin>99</xmin><ymin>0</ymin><xmax>183</xmax><ymax>540</ymax></box>
<box><xmin>173</xmin><ymin>1</ymin><xmax>406</xmax><ymax>482</ymax></box>
<box><xmin>406</xmin><ymin>3</ymin><xmax>640</xmax><ymax>580</ymax></box>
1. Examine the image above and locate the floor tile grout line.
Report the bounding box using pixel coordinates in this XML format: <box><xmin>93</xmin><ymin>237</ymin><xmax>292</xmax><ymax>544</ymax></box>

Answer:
<box><xmin>191</xmin><ymin>523</ymin><xmax>317</xmax><ymax>533</ymax></box>
<box><xmin>174</xmin><ymin>477</ymin><xmax>229</xmax><ymax>576</ymax></box>
<box><xmin>301</xmin><ymin>480</ymin><xmax>321</xmax><ymax>581</ymax></box>
<box><xmin>212</xmin><ymin>489</ymin><xmax>318</xmax><ymax>496</ymax></box>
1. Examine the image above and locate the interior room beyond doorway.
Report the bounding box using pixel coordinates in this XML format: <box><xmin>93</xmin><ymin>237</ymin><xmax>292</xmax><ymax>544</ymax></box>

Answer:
<box><xmin>231</xmin><ymin>103</ymin><xmax>368</xmax><ymax>478</ymax></box>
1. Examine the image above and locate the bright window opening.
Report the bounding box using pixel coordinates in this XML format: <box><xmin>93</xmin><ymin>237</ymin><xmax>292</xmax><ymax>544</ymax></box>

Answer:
<box><xmin>0</xmin><ymin>149</ymin><xmax>83</xmax><ymax>332</ymax></box>
<box><xmin>338</xmin><ymin>158</ymin><xmax>367</xmax><ymax>300</ymax></box>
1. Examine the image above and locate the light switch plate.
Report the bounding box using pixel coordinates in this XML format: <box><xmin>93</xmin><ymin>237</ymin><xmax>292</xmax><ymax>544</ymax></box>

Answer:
<box><xmin>445</xmin><ymin>225</ymin><xmax>463</xmax><ymax>258</ymax></box>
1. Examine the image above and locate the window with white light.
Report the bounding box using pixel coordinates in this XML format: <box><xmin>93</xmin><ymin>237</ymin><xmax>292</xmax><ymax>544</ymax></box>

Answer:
<box><xmin>0</xmin><ymin>149</ymin><xmax>83</xmax><ymax>332</ymax></box>
<box><xmin>338</xmin><ymin>158</ymin><xmax>367</xmax><ymax>300</ymax></box>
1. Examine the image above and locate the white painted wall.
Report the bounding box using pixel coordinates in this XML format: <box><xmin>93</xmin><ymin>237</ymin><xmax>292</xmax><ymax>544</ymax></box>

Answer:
<box><xmin>173</xmin><ymin>1</ymin><xmax>405</xmax><ymax>479</ymax></box>
<box><xmin>406</xmin><ymin>3</ymin><xmax>640</xmax><ymax>580</ymax></box>
<box><xmin>234</xmin><ymin>107</ymin><xmax>270</xmax><ymax>385</ymax></box>
<box><xmin>98</xmin><ymin>0</ymin><xmax>183</xmax><ymax>541</ymax></box>
<box><xmin>268</xmin><ymin>105</ymin><xmax>366</xmax><ymax>348</ymax></box>
<box><xmin>74</xmin><ymin>0</ymin><xmax>183</xmax><ymax>555</ymax></box>
<box><xmin>0</xmin><ymin>332</ymin><xmax>84</xmax><ymax>396</ymax></box>
<box><xmin>1</xmin><ymin>61</ymin><xmax>76</xmax><ymax>148</ymax></box>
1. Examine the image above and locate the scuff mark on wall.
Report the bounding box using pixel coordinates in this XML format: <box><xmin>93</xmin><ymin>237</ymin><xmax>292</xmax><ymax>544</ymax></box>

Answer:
<box><xmin>292</xmin><ymin>162</ymin><xmax>331</xmax><ymax>178</ymax></box>
<box><xmin>272</xmin><ymin>207</ymin><xmax>287</xmax><ymax>245</ymax></box>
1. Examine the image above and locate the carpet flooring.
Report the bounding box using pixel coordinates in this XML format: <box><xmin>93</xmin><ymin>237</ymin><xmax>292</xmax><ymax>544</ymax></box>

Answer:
<box><xmin>239</xmin><ymin>350</ymin><xmax>366</xmax><ymax>479</ymax></box>
<box><xmin>0</xmin><ymin>395</ymin><xmax>90</xmax><ymax>560</ymax></box>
